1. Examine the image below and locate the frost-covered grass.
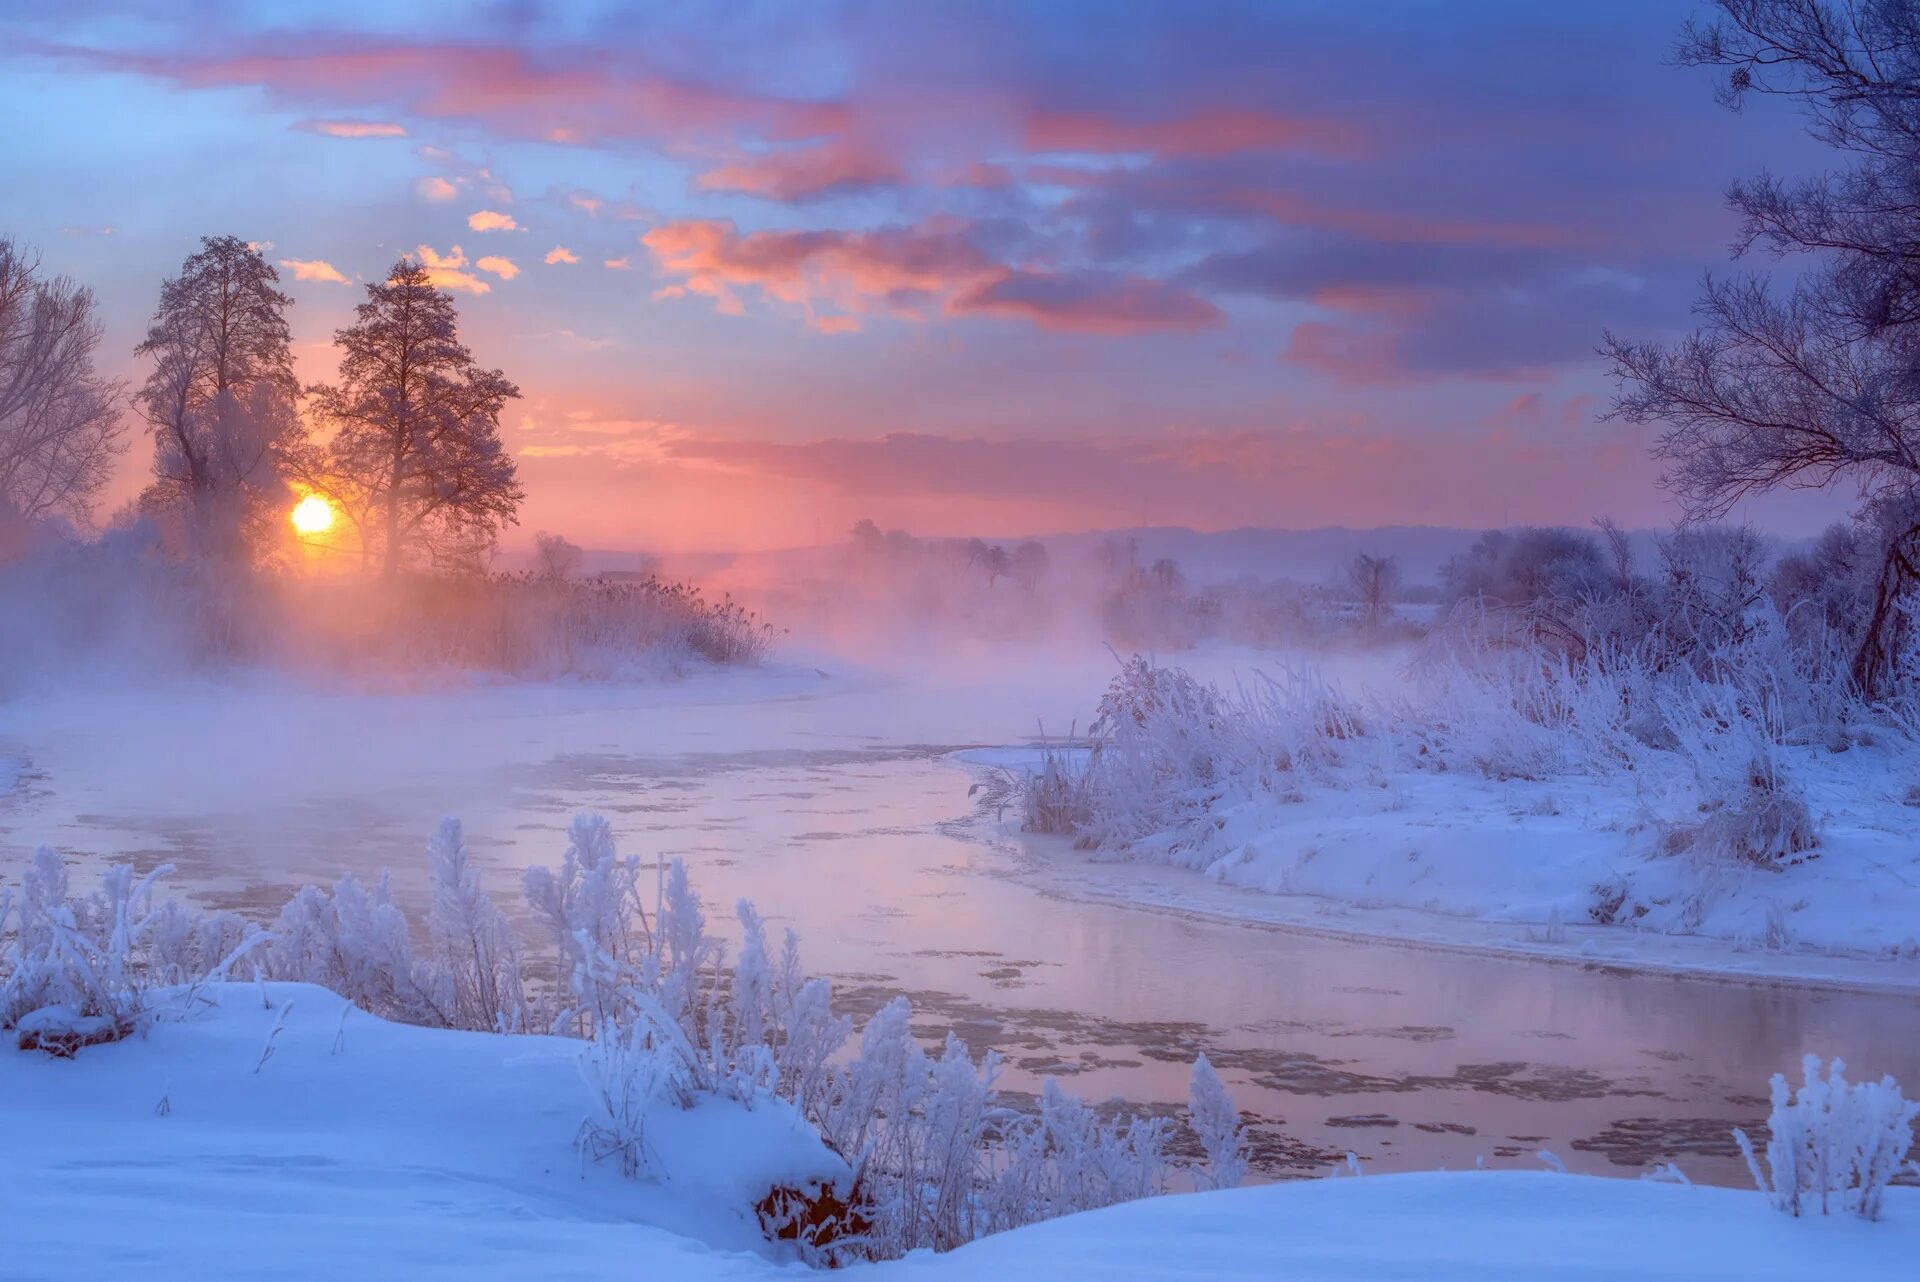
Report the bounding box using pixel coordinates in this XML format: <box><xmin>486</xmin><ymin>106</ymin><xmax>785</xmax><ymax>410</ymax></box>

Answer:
<box><xmin>1019</xmin><ymin>645</ymin><xmax>1920</xmax><ymax>962</ymax></box>
<box><xmin>0</xmin><ymin>818</ymin><xmax>1229</xmax><ymax>1265</ymax></box>
<box><xmin>3</xmin><ymin>996</ymin><xmax>1916</xmax><ymax>1282</ymax></box>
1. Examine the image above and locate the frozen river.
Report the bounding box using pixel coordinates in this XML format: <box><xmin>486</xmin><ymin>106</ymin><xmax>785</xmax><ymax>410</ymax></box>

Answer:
<box><xmin>5</xmin><ymin>652</ymin><xmax>1918</xmax><ymax>1184</ymax></box>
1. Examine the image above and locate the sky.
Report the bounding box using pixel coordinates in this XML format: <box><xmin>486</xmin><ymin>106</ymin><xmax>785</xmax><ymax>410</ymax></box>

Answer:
<box><xmin>0</xmin><ymin>0</ymin><xmax>1851</xmax><ymax>552</ymax></box>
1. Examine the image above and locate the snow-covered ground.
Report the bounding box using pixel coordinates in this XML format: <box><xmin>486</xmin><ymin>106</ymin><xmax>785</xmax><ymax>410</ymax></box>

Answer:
<box><xmin>973</xmin><ymin>739</ymin><xmax>1920</xmax><ymax>992</ymax></box>
<box><xmin>973</xmin><ymin>648</ymin><xmax>1920</xmax><ymax>992</ymax></box>
<box><xmin>5</xmin><ymin>984</ymin><xmax>1914</xmax><ymax>1281</ymax></box>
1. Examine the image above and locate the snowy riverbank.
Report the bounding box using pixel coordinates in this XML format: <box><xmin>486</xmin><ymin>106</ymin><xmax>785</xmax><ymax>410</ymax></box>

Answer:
<box><xmin>5</xmin><ymin>984</ymin><xmax>1914</xmax><ymax>1281</ymax></box>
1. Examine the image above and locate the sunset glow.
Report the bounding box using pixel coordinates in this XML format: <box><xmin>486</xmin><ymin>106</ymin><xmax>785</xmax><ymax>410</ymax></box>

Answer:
<box><xmin>0</xmin><ymin>4</ymin><xmax>1845</xmax><ymax>551</ymax></box>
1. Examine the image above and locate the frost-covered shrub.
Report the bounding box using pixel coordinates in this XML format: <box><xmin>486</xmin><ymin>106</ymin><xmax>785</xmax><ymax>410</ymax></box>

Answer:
<box><xmin>576</xmin><ymin>1016</ymin><xmax>691</xmax><ymax>1179</ymax></box>
<box><xmin>262</xmin><ymin>871</ymin><xmax>440</xmax><ymax>1023</ymax></box>
<box><xmin>523</xmin><ymin>813</ymin><xmax>651</xmax><ymax>1036</ymax></box>
<box><xmin>1441</xmin><ymin>527</ymin><xmax>1611</xmax><ymax>608</ymax></box>
<box><xmin>425</xmin><ymin>817</ymin><xmax>526</xmax><ymax>1032</ymax></box>
<box><xmin>985</xmin><ymin>1080</ymin><xmax>1172</xmax><ymax>1233</ymax></box>
<box><xmin>1187</xmin><ymin>1054</ymin><xmax>1248</xmax><ymax>1191</ymax></box>
<box><xmin>1659</xmin><ymin>681</ymin><xmax>1819</xmax><ymax>868</ymax></box>
<box><xmin>1018</xmin><ymin>744</ymin><xmax>1098</xmax><ymax>839</ymax></box>
<box><xmin>1734</xmin><ymin>1056</ymin><xmax>1918</xmax><ymax>1221</ymax></box>
<box><xmin>0</xmin><ymin>849</ymin><xmax>264</xmax><ymax>1053</ymax></box>
<box><xmin>0</xmin><ymin>848</ymin><xmax>172</xmax><ymax>1048</ymax></box>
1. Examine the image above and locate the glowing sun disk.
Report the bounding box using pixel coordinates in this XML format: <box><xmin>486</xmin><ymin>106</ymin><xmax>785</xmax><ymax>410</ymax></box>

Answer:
<box><xmin>291</xmin><ymin>494</ymin><xmax>335</xmax><ymax>535</ymax></box>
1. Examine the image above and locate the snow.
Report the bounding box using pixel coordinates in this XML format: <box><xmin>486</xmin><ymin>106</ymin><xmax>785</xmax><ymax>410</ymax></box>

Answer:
<box><xmin>998</xmin><ymin>741</ymin><xmax>1920</xmax><ymax>989</ymax></box>
<box><xmin>0</xmin><ymin>983</ymin><xmax>836</xmax><ymax>1276</ymax></box>
<box><xmin>981</xmin><ymin>650</ymin><xmax>1920</xmax><ymax>992</ymax></box>
<box><xmin>5</xmin><ymin>984</ymin><xmax>1914</xmax><ymax>1281</ymax></box>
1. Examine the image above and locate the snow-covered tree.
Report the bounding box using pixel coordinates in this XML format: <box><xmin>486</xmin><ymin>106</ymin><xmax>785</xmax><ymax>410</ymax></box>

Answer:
<box><xmin>0</xmin><ymin>237</ymin><xmax>123</xmax><ymax>529</ymax></box>
<box><xmin>135</xmin><ymin>235</ymin><xmax>302</xmax><ymax>560</ymax></box>
<box><xmin>1606</xmin><ymin>0</ymin><xmax>1920</xmax><ymax>696</ymax></box>
<box><xmin>534</xmin><ymin>531</ymin><xmax>583</xmax><ymax>580</ymax></box>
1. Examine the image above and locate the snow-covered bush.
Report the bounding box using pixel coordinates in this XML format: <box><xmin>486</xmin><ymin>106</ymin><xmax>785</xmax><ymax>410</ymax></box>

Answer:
<box><xmin>1188</xmin><ymin>1054</ymin><xmax>1248</xmax><ymax>1191</ymax></box>
<box><xmin>0</xmin><ymin>848</ymin><xmax>265</xmax><ymax>1053</ymax></box>
<box><xmin>262</xmin><ymin>872</ymin><xmax>439</xmax><ymax>1023</ymax></box>
<box><xmin>1023</xmin><ymin>631</ymin><xmax>1870</xmax><ymax>891</ymax></box>
<box><xmin>425</xmin><ymin>817</ymin><xmax>526</xmax><ymax>1032</ymax></box>
<box><xmin>1658</xmin><ymin>679</ymin><xmax>1819</xmax><ymax>869</ymax></box>
<box><xmin>1734</xmin><ymin>1056</ymin><xmax>1918</xmax><ymax>1221</ymax></box>
<box><xmin>1018</xmin><ymin>742</ymin><xmax>1098</xmax><ymax>838</ymax></box>
<box><xmin>985</xmin><ymin>1079</ymin><xmax>1172</xmax><ymax>1234</ymax></box>
<box><xmin>523</xmin><ymin>813</ymin><xmax>651</xmax><ymax>1036</ymax></box>
<box><xmin>576</xmin><ymin>1016</ymin><xmax>690</xmax><ymax>1179</ymax></box>
<box><xmin>0</xmin><ymin>848</ymin><xmax>173</xmax><ymax>1050</ymax></box>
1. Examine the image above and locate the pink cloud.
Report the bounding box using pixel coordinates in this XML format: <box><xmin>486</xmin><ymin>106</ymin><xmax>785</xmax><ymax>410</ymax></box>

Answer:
<box><xmin>545</xmin><ymin>246</ymin><xmax>579</xmax><ymax>265</ymax></box>
<box><xmin>643</xmin><ymin>217</ymin><xmax>1220</xmax><ymax>335</ymax></box>
<box><xmin>61</xmin><ymin>41</ymin><xmax>849</xmax><ymax>149</ymax></box>
<box><xmin>476</xmin><ymin>255</ymin><xmax>519</xmax><ymax>280</ymax></box>
<box><xmin>1026</xmin><ymin>107</ymin><xmax>1365</xmax><ymax>159</ymax></box>
<box><xmin>416</xmin><ymin>176</ymin><xmax>458</xmax><ymax>202</ymax></box>
<box><xmin>467</xmin><ymin>209</ymin><xmax>518</xmax><ymax>232</ymax></box>
<box><xmin>642</xmin><ymin>217</ymin><xmax>996</xmax><ymax>320</ymax></box>
<box><xmin>293</xmin><ymin>118</ymin><xmax>405</xmax><ymax>138</ymax></box>
<box><xmin>414</xmin><ymin>243</ymin><xmax>489</xmax><ymax>293</ymax></box>
<box><xmin>1279</xmin><ymin>321</ymin><xmax>1405</xmax><ymax>387</ymax></box>
<box><xmin>950</xmin><ymin>269</ymin><xmax>1223</xmax><ymax>335</ymax></box>
<box><xmin>696</xmin><ymin>140</ymin><xmax>900</xmax><ymax>201</ymax></box>
<box><xmin>278</xmin><ymin>258</ymin><xmax>349</xmax><ymax>283</ymax></box>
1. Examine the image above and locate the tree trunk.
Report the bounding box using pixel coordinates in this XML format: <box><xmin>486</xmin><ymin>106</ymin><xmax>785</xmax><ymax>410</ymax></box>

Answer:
<box><xmin>383</xmin><ymin>446</ymin><xmax>403</xmax><ymax>579</ymax></box>
<box><xmin>1851</xmin><ymin>525</ymin><xmax>1920</xmax><ymax>701</ymax></box>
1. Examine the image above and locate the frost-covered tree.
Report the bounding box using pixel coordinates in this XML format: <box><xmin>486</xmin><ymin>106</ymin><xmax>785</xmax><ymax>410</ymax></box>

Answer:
<box><xmin>1606</xmin><ymin>0</ymin><xmax>1920</xmax><ymax>696</ymax></box>
<box><xmin>1346</xmin><ymin>552</ymin><xmax>1401</xmax><ymax>628</ymax></box>
<box><xmin>1442</xmin><ymin>528</ymin><xmax>1609</xmax><ymax>607</ymax></box>
<box><xmin>309</xmin><ymin>260</ymin><xmax>522</xmax><ymax>577</ymax></box>
<box><xmin>1010</xmin><ymin>540</ymin><xmax>1050</xmax><ymax>591</ymax></box>
<box><xmin>0</xmin><ymin>238</ymin><xmax>123</xmax><ymax>530</ymax></box>
<box><xmin>534</xmin><ymin>530</ymin><xmax>583</xmax><ymax>580</ymax></box>
<box><xmin>135</xmin><ymin>236</ymin><xmax>303</xmax><ymax>560</ymax></box>
<box><xmin>1187</xmin><ymin>1053</ymin><xmax>1249</xmax><ymax>1191</ymax></box>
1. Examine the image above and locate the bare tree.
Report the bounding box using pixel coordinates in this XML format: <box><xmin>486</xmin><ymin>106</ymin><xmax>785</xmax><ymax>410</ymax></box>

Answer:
<box><xmin>1346</xmin><ymin>552</ymin><xmax>1401</xmax><ymax>628</ymax></box>
<box><xmin>1594</xmin><ymin>516</ymin><xmax>1637</xmax><ymax>593</ymax></box>
<box><xmin>1604</xmin><ymin>0</ymin><xmax>1920</xmax><ymax>695</ymax></box>
<box><xmin>310</xmin><ymin>260</ymin><xmax>523</xmax><ymax>577</ymax></box>
<box><xmin>135</xmin><ymin>236</ymin><xmax>303</xmax><ymax>560</ymax></box>
<box><xmin>1010</xmin><ymin>539</ymin><xmax>1050</xmax><ymax>591</ymax></box>
<box><xmin>534</xmin><ymin>531</ymin><xmax>583</xmax><ymax>580</ymax></box>
<box><xmin>0</xmin><ymin>238</ymin><xmax>124</xmax><ymax>528</ymax></box>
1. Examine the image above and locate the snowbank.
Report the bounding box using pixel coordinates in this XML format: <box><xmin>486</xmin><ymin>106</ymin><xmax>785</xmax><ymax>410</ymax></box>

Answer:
<box><xmin>995</xmin><ymin>653</ymin><xmax>1920</xmax><ymax>989</ymax></box>
<box><xmin>4</xmin><ymin>981</ymin><xmax>1915</xmax><ymax>1280</ymax></box>
<box><xmin>0</xmin><ymin>983</ymin><xmax>838</xmax><ymax>1276</ymax></box>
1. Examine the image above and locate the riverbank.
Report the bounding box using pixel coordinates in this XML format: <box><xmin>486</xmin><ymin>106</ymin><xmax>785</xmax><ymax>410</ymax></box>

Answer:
<box><xmin>5</xmin><ymin>984</ymin><xmax>1913</xmax><ymax>1280</ymax></box>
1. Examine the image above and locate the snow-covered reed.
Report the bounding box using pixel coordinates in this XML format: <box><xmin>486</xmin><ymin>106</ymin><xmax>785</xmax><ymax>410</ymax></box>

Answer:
<box><xmin>1734</xmin><ymin>1055</ymin><xmax>1919</xmax><ymax>1221</ymax></box>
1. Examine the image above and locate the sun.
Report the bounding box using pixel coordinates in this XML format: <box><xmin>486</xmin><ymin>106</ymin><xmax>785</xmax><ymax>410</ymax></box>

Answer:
<box><xmin>290</xmin><ymin>494</ymin><xmax>335</xmax><ymax>535</ymax></box>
